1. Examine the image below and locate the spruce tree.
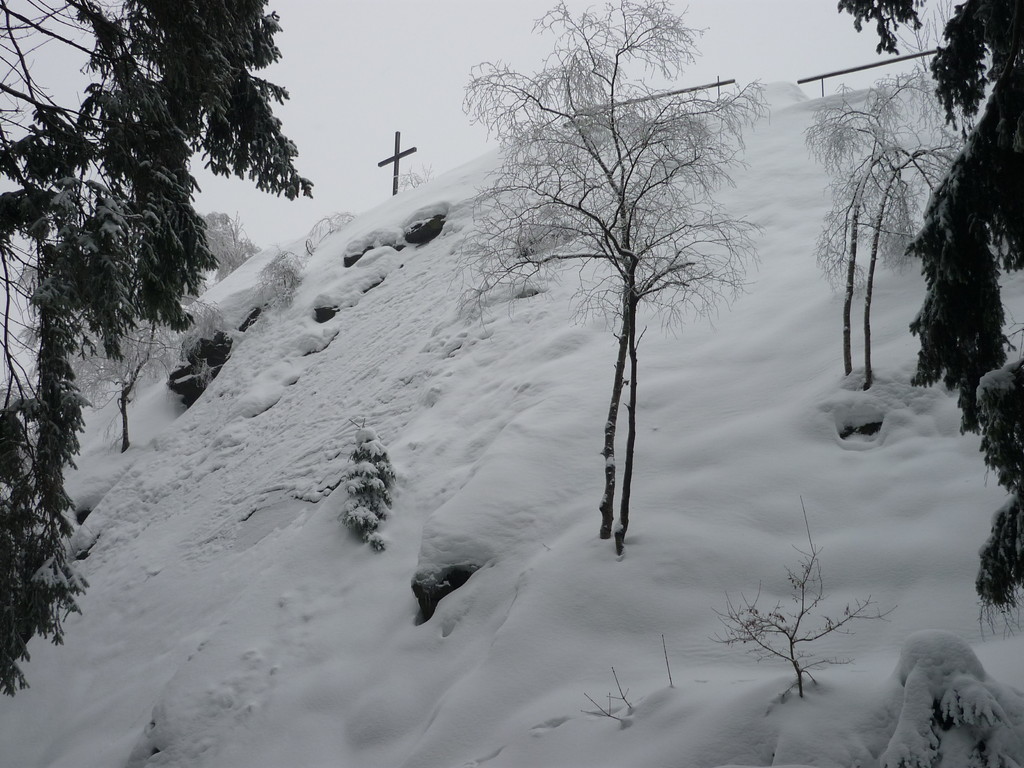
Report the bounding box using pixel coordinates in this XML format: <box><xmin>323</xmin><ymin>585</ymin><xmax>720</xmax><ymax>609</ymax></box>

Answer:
<box><xmin>0</xmin><ymin>1</ymin><xmax>312</xmax><ymax>694</ymax></box>
<box><xmin>839</xmin><ymin>0</ymin><xmax>1024</xmax><ymax>608</ymax></box>
<box><xmin>340</xmin><ymin>428</ymin><xmax>396</xmax><ymax>552</ymax></box>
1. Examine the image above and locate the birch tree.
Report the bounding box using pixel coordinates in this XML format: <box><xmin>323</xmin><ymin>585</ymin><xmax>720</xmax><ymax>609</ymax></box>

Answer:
<box><xmin>806</xmin><ymin>71</ymin><xmax>958</xmax><ymax>389</ymax></box>
<box><xmin>465</xmin><ymin>0</ymin><xmax>762</xmax><ymax>552</ymax></box>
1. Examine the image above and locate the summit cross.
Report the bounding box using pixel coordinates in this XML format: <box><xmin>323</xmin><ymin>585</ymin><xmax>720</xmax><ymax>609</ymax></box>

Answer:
<box><xmin>377</xmin><ymin>131</ymin><xmax>417</xmax><ymax>196</ymax></box>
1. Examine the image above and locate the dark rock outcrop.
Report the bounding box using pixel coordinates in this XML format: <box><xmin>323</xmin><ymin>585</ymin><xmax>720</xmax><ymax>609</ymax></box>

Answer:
<box><xmin>361</xmin><ymin>276</ymin><xmax>385</xmax><ymax>294</ymax></box>
<box><xmin>839</xmin><ymin>420</ymin><xmax>883</xmax><ymax>439</ymax></box>
<box><xmin>404</xmin><ymin>213</ymin><xmax>445</xmax><ymax>245</ymax></box>
<box><xmin>238</xmin><ymin>307</ymin><xmax>262</xmax><ymax>332</ymax></box>
<box><xmin>72</xmin><ymin>532</ymin><xmax>98</xmax><ymax>561</ymax></box>
<box><xmin>313</xmin><ymin>306</ymin><xmax>339</xmax><ymax>323</ymax></box>
<box><xmin>343</xmin><ymin>249</ymin><xmax>370</xmax><ymax>268</ymax></box>
<box><xmin>167</xmin><ymin>332</ymin><xmax>233</xmax><ymax>407</ymax></box>
<box><xmin>412</xmin><ymin>565</ymin><xmax>478</xmax><ymax>623</ymax></box>
<box><xmin>343</xmin><ymin>238</ymin><xmax>406</xmax><ymax>268</ymax></box>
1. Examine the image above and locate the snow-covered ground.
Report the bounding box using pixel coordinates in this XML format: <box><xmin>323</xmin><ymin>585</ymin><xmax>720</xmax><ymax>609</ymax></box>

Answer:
<box><xmin>1</xmin><ymin>83</ymin><xmax>1022</xmax><ymax>768</ymax></box>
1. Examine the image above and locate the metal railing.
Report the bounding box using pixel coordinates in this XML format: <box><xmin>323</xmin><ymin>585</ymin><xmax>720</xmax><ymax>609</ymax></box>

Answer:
<box><xmin>798</xmin><ymin>49</ymin><xmax>937</xmax><ymax>97</ymax></box>
<box><xmin>571</xmin><ymin>77</ymin><xmax>737</xmax><ymax>117</ymax></box>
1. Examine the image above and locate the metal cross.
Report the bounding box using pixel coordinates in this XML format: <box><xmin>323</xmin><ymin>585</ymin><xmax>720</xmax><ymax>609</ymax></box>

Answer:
<box><xmin>377</xmin><ymin>131</ymin><xmax>417</xmax><ymax>196</ymax></box>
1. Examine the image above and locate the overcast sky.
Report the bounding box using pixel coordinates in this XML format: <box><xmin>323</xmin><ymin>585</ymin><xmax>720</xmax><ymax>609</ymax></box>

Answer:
<box><xmin>194</xmin><ymin>1</ymin><xmax>944</xmax><ymax>247</ymax></box>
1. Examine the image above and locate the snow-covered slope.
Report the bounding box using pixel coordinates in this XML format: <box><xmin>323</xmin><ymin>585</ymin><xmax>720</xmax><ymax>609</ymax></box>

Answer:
<box><xmin>2</xmin><ymin>83</ymin><xmax>1022</xmax><ymax>768</ymax></box>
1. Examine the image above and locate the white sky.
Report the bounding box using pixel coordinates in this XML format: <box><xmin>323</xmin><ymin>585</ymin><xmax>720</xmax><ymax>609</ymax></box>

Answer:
<box><xmin>198</xmin><ymin>0</ymin><xmax>941</xmax><ymax>246</ymax></box>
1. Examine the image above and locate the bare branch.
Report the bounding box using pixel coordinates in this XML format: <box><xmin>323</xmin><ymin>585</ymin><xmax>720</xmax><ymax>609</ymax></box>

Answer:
<box><xmin>713</xmin><ymin>505</ymin><xmax>894</xmax><ymax>698</ymax></box>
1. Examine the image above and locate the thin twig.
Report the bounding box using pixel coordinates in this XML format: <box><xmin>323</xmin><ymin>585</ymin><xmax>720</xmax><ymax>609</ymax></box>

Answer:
<box><xmin>799</xmin><ymin>495</ymin><xmax>813</xmax><ymax>551</ymax></box>
<box><xmin>583</xmin><ymin>692</ymin><xmax>622</xmax><ymax>721</ymax></box>
<box><xmin>662</xmin><ymin>634</ymin><xmax>674</xmax><ymax>688</ymax></box>
<box><xmin>611</xmin><ymin>666</ymin><xmax>631</xmax><ymax>708</ymax></box>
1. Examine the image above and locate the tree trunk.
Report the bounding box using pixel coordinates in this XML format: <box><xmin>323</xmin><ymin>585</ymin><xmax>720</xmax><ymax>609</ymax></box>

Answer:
<box><xmin>843</xmin><ymin>201</ymin><xmax>862</xmax><ymax>378</ymax></box>
<box><xmin>864</xmin><ymin>172</ymin><xmax>898</xmax><ymax>391</ymax></box>
<box><xmin>599</xmin><ymin>306</ymin><xmax>630</xmax><ymax>539</ymax></box>
<box><xmin>118</xmin><ymin>361</ymin><xmax>148</xmax><ymax>454</ymax></box>
<box><xmin>616</xmin><ymin>292</ymin><xmax>640</xmax><ymax>556</ymax></box>
<box><xmin>863</xmin><ymin>206</ymin><xmax>885</xmax><ymax>391</ymax></box>
<box><xmin>118</xmin><ymin>386</ymin><xmax>130</xmax><ymax>453</ymax></box>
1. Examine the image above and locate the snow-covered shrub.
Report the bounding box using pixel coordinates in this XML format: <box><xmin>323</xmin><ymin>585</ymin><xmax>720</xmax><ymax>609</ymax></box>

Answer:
<box><xmin>881</xmin><ymin>630</ymin><xmax>1024</xmax><ymax>768</ymax></box>
<box><xmin>250</xmin><ymin>250</ymin><xmax>307</xmax><ymax>309</ymax></box>
<box><xmin>305</xmin><ymin>211</ymin><xmax>354</xmax><ymax>255</ymax></box>
<box><xmin>339</xmin><ymin>427</ymin><xmax>396</xmax><ymax>551</ymax></box>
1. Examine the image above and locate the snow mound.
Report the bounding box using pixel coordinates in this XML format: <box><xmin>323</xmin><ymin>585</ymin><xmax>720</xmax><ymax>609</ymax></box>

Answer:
<box><xmin>763</xmin><ymin>80</ymin><xmax>811</xmax><ymax>109</ymax></box>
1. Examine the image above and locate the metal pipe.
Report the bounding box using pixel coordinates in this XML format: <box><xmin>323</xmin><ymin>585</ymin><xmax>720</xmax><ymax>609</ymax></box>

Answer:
<box><xmin>798</xmin><ymin>49</ymin><xmax>937</xmax><ymax>96</ymax></box>
<box><xmin>572</xmin><ymin>78</ymin><xmax>737</xmax><ymax>116</ymax></box>
<box><xmin>606</xmin><ymin>78</ymin><xmax>737</xmax><ymax>108</ymax></box>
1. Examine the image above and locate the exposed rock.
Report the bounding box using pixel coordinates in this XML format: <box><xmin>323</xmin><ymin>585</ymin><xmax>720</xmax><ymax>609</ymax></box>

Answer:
<box><xmin>412</xmin><ymin>565</ymin><xmax>479</xmax><ymax>623</ymax></box>
<box><xmin>344</xmin><ymin>243</ymin><xmax>407</xmax><ymax>268</ymax></box>
<box><xmin>192</xmin><ymin>333</ymin><xmax>232</xmax><ymax>370</ymax></box>
<box><xmin>237</xmin><ymin>307</ymin><xmax>262</xmax><ymax>332</ymax></box>
<box><xmin>166</xmin><ymin>370</ymin><xmax>205</xmax><ymax>408</ymax></box>
<box><xmin>343</xmin><ymin>249</ymin><xmax>370</xmax><ymax>268</ymax></box>
<box><xmin>72</xmin><ymin>532</ymin><xmax>98</xmax><ymax>561</ymax></box>
<box><xmin>167</xmin><ymin>332</ymin><xmax>233</xmax><ymax>408</ymax></box>
<box><xmin>313</xmin><ymin>306</ymin><xmax>339</xmax><ymax>323</ymax></box>
<box><xmin>342</xmin><ymin>227</ymin><xmax>406</xmax><ymax>267</ymax></box>
<box><xmin>404</xmin><ymin>213</ymin><xmax>446</xmax><ymax>245</ymax></box>
<box><xmin>361</xmin><ymin>276</ymin><xmax>385</xmax><ymax>294</ymax></box>
<box><xmin>839</xmin><ymin>420</ymin><xmax>883</xmax><ymax>439</ymax></box>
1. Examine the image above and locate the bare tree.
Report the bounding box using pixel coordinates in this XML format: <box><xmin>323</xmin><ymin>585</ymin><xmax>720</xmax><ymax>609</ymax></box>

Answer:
<box><xmin>399</xmin><ymin>164</ymin><xmax>435</xmax><ymax>192</ymax></box>
<box><xmin>714</xmin><ymin>505</ymin><xmax>893</xmax><ymax>698</ymax></box>
<box><xmin>464</xmin><ymin>0</ymin><xmax>762</xmax><ymax>551</ymax></box>
<box><xmin>75</xmin><ymin>323</ymin><xmax>179</xmax><ymax>453</ymax></box>
<box><xmin>204</xmin><ymin>212</ymin><xmax>260</xmax><ymax>282</ymax></box>
<box><xmin>806</xmin><ymin>71</ymin><xmax>959</xmax><ymax>388</ymax></box>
